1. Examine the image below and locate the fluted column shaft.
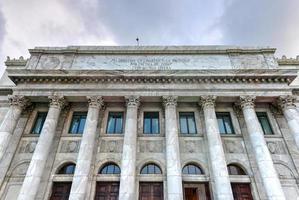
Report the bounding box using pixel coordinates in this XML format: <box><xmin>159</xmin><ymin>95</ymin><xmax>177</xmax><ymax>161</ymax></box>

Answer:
<box><xmin>0</xmin><ymin>95</ymin><xmax>29</xmax><ymax>161</ymax></box>
<box><xmin>17</xmin><ymin>96</ymin><xmax>66</xmax><ymax>200</ymax></box>
<box><xmin>200</xmin><ymin>96</ymin><xmax>234</xmax><ymax>200</ymax></box>
<box><xmin>119</xmin><ymin>96</ymin><xmax>140</xmax><ymax>200</ymax></box>
<box><xmin>240</xmin><ymin>96</ymin><xmax>285</xmax><ymax>200</ymax></box>
<box><xmin>163</xmin><ymin>96</ymin><xmax>183</xmax><ymax>200</ymax></box>
<box><xmin>278</xmin><ymin>95</ymin><xmax>299</xmax><ymax>148</ymax></box>
<box><xmin>69</xmin><ymin>96</ymin><xmax>103</xmax><ymax>200</ymax></box>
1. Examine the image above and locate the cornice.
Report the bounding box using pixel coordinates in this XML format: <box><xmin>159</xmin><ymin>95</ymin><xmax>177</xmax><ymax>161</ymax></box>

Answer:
<box><xmin>10</xmin><ymin>75</ymin><xmax>294</xmax><ymax>85</ymax></box>
<box><xmin>277</xmin><ymin>55</ymin><xmax>299</xmax><ymax>65</ymax></box>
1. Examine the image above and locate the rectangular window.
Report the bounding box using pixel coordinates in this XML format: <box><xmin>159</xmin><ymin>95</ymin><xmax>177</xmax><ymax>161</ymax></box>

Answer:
<box><xmin>216</xmin><ymin>112</ymin><xmax>234</xmax><ymax>134</ymax></box>
<box><xmin>107</xmin><ymin>112</ymin><xmax>123</xmax><ymax>134</ymax></box>
<box><xmin>143</xmin><ymin>112</ymin><xmax>159</xmax><ymax>134</ymax></box>
<box><xmin>69</xmin><ymin>112</ymin><xmax>87</xmax><ymax>134</ymax></box>
<box><xmin>179</xmin><ymin>112</ymin><xmax>197</xmax><ymax>134</ymax></box>
<box><xmin>31</xmin><ymin>112</ymin><xmax>47</xmax><ymax>134</ymax></box>
<box><xmin>256</xmin><ymin>112</ymin><xmax>273</xmax><ymax>135</ymax></box>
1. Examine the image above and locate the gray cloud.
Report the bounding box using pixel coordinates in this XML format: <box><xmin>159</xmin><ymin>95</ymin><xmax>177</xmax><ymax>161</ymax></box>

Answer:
<box><xmin>218</xmin><ymin>0</ymin><xmax>299</xmax><ymax>56</ymax></box>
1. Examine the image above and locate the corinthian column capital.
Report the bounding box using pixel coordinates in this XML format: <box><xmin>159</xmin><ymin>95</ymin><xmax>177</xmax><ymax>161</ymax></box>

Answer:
<box><xmin>48</xmin><ymin>95</ymin><xmax>67</xmax><ymax>109</ymax></box>
<box><xmin>125</xmin><ymin>96</ymin><xmax>140</xmax><ymax>108</ymax></box>
<box><xmin>277</xmin><ymin>95</ymin><xmax>296</xmax><ymax>110</ymax></box>
<box><xmin>87</xmin><ymin>96</ymin><xmax>104</xmax><ymax>108</ymax></box>
<box><xmin>199</xmin><ymin>95</ymin><xmax>216</xmax><ymax>108</ymax></box>
<box><xmin>162</xmin><ymin>96</ymin><xmax>178</xmax><ymax>107</ymax></box>
<box><xmin>8</xmin><ymin>95</ymin><xmax>31</xmax><ymax>110</ymax></box>
<box><xmin>239</xmin><ymin>95</ymin><xmax>256</xmax><ymax>109</ymax></box>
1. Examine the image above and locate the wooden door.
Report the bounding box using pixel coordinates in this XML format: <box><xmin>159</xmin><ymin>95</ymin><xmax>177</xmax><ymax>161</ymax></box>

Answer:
<box><xmin>185</xmin><ymin>188</ymin><xmax>199</xmax><ymax>200</ymax></box>
<box><xmin>95</xmin><ymin>182</ymin><xmax>119</xmax><ymax>200</ymax></box>
<box><xmin>50</xmin><ymin>182</ymin><xmax>72</xmax><ymax>200</ymax></box>
<box><xmin>231</xmin><ymin>183</ymin><xmax>253</xmax><ymax>200</ymax></box>
<box><xmin>139</xmin><ymin>182</ymin><xmax>163</xmax><ymax>200</ymax></box>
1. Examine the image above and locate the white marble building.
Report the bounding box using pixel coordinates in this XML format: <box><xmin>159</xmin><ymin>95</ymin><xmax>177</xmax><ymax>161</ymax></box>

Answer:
<box><xmin>0</xmin><ymin>46</ymin><xmax>299</xmax><ymax>200</ymax></box>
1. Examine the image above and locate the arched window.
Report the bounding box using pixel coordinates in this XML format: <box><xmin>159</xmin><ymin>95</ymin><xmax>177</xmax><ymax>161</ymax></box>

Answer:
<box><xmin>57</xmin><ymin>163</ymin><xmax>76</xmax><ymax>174</ymax></box>
<box><xmin>140</xmin><ymin>163</ymin><xmax>162</xmax><ymax>174</ymax></box>
<box><xmin>99</xmin><ymin>163</ymin><xmax>121</xmax><ymax>174</ymax></box>
<box><xmin>227</xmin><ymin>164</ymin><xmax>246</xmax><ymax>175</ymax></box>
<box><xmin>182</xmin><ymin>164</ymin><xmax>204</xmax><ymax>175</ymax></box>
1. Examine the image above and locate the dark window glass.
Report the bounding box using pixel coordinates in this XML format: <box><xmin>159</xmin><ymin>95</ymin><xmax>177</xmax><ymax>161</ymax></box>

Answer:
<box><xmin>256</xmin><ymin>112</ymin><xmax>273</xmax><ymax>135</ymax></box>
<box><xmin>32</xmin><ymin>112</ymin><xmax>47</xmax><ymax>134</ymax></box>
<box><xmin>179</xmin><ymin>112</ymin><xmax>197</xmax><ymax>134</ymax></box>
<box><xmin>107</xmin><ymin>112</ymin><xmax>123</xmax><ymax>134</ymax></box>
<box><xmin>227</xmin><ymin>164</ymin><xmax>246</xmax><ymax>175</ymax></box>
<box><xmin>182</xmin><ymin>164</ymin><xmax>204</xmax><ymax>175</ymax></box>
<box><xmin>140</xmin><ymin>164</ymin><xmax>162</xmax><ymax>174</ymax></box>
<box><xmin>69</xmin><ymin>112</ymin><xmax>87</xmax><ymax>134</ymax></box>
<box><xmin>216</xmin><ymin>112</ymin><xmax>234</xmax><ymax>134</ymax></box>
<box><xmin>99</xmin><ymin>163</ymin><xmax>121</xmax><ymax>174</ymax></box>
<box><xmin>58</xmin><ymin>163</ymin><xmax>76</xmax><ymax>174</ymax></box>
<box><xmin>143</xmin><ymin>112</ymin><xmax>159</xmax><ymax>134</ymax></box>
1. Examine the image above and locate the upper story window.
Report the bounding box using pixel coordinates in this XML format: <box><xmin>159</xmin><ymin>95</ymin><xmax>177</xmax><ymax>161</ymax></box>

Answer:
<box><xmin>216</xmin><ymin>112</ymin><xmax>234</xmax><ymax>134</ymax></box>
<box><xmin>31</xmin><ymin>112</ymin><xmax>47</xmax><ymax>134</ymax></box>
<box><xmin>69</xmin><ymin>112</ymin><xmax>87</xmax><ymax>134</ymax></box>
<box><xmin>107</xmin><ymin>112</ymin><xmax>123</xmax><ymax>134</ymax></box>
<box><xmin>179</xmin><ymin>112</ymin><xmax>197</xmax><ymax>134</ymax></box>
<box><xmin>140</xmin><ymin>163</ymin><xmax>162</xmax><ymax>174</ymax></box>
<box><xmin>144</xmin><ymin>112</ymin><xmax>159</xmax><ymax>134</ymax></box>
<box><xmin>99</xmin><ymin>163</ymin><xmax>121</xmax><ymax>174</ymax></box>
<box><xmin>182</xmin><ymin>164</ymin><xmax>204</xmax><ymax>175</ymax></box>
<box><xmin>57</xmin><ymin>163</ymin><xmax>76</xmax><ymax>174</ymax></box>
<box><xmin>256</xmin><ymin>112</ymin><xmax>273</xmax><ymax>135</ymax></box>
<box><xmin>227</xmin><ymin>164</ymin><xmax>246</xmax><ymax>175</ymax></box>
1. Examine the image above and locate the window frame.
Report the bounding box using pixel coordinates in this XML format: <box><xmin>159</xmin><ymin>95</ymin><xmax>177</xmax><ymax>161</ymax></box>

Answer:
<box><xmin>106</xmin><ymin>112</ymin><xmax>124</xmax><ymax>134</ymax></box>
<box><xmin>143</xmin><ymin>112</ymin><xmax>160</xmax><ymax>134</ymax></box>
<box><xmin>68</xmin><ymin>112</ymin><xmax>87</xmax><ymax>134</ymax></box>
<box><xmin>57</xmin><ymin>163</ymin><xmax>76</xmax><ymax>175</ymax></box>
<box><xmin>31</xmin><ymin>112</ymin><xmax>47</xmax><ymax>134</ymax></box>
<box><xmin>227</xmin><ymin>164</ymin><xmax>246</xmax><ymax>175</ymax></box>
<box><xmin>216</xmin><ymin>112</ymin><xmax>235</xmax><ymax>134</ymax></box>
<box><xmin>256</xmin><ymin>112</ymin><xmax>274</xmax><ymax>135</ymax></box>
<box><xmin>179</xmin><ymin>112</ymin><xmax>197</xmax><ymax>135</ymax></box>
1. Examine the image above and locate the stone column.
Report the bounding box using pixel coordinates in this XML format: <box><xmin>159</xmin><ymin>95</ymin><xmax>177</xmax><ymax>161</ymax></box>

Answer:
<box><xmin>240</xmin><ymin>96</ymin><xmax>286</xmax><ymax>200</ymax></box>
<box><xmin>0</xmin><ymin>95</ymin><xmax>30</xmax><ymax>161</ymax></box>
<box><xmin>278</xmin><ymin>95</ymin><xmax>299</xmax><ymax>149</ymax></box>
<box><xmin>119</xmin><ymin>96</ymin><xmax>140</xmax><ymax>200</ymax></box>
<box><xmin>69</xmin><ymin>96</ymin><xmax>104</xmax><ymax>200</ymax></box>
<box><xmin>199</xmin><ymin>96</ymin><xmax>234</xmax><ymax>200</ymax></box>
<box><xmin>17</xmin><ymin>95</ymin><xmax>66</xmax><ymax>200</ymax></box>
<box><xmin>163</xmin><ymin>96</ymin><xmax>183</xmax><ymax>200</ymax></box>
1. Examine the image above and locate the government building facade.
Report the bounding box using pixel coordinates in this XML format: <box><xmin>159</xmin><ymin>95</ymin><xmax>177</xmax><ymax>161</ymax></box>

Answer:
<box><xmin>0</xmin><ymin>46</ymin><xmax>299</xmax><ymax>200</ymax></box>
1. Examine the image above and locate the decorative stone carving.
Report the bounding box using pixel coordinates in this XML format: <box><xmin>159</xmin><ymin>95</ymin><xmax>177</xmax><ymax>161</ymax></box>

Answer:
<box><xmin>224</xmin><ymin>140</ymin><xmax>244</xmax><ymax>154</ymax></box>
<box><xmin>125</xmin><ymin>96</ymin><xmax>140</xmax><ymax>107</ymax></box>
<box><xmin>12</xmin><ymin>162</ymin><xmax>30</xmax><ymax>177</ymax></box>
<box><xmin>87</xmin><ymin>96</ymin><xmax>104</xmax><ymax>108</ymax></box>
<box><xmin>48</xmin><ymin>95</ymin><xmax>67</xmax><ymax>109</ymax></box>
<box><xmin>180</xmin><ymin>140</ymin><xmax>203</xmax><ymax>153</ymax></box>
<box><xmin>8</xmin><ymin>95</ymin><xmax>31</xmax><ymax>110</ymax></box>
<box><xmin>99</xmin><ymin>140</ymin><xmax>123</xmax><ymax>153</ymax></box>
<box><xmin>162</xmin><ymin>96</ymin><xmax>178</xmax><ymax>107</ymax></box>
<box><xmin>199</xmin><ymin>96</ymin><xmax>216</xmax><ymax>108</ymax></box>
<box><xmin>277</xmin><ymin>95</ymin><xmax>297</xmax><ymax>110</ymax></box>
<box><xmin>60</xmin><ymin>140</ymin><xmax>81</xmax><ymax>153</ymax></box>
<box><xmin>239</xmin><ymin>96</ymin><xmax>256</xmax><ymax>109</ymax></box>
<box><xmin>266</xmin><ymin>141</ymin><xmax>286</xmax><ymax>154</ymax></box>
<box><xmin>19</xmin><ymin>140</ymin><xmax>38</xmax><ymax>153</ymax></box>
<box><xmin>275</xmin><ymin>163</ymin><xmax>294</xmax><ymax>179</ymax></box>
<box><xmin>139</xmin><ymin>140</ymin><xmax>163</xmax><ymax>153</ymax></box>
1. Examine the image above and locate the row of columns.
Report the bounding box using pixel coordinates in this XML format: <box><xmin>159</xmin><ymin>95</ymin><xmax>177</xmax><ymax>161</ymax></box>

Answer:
<box><xmin>0</xmin><ymin>95</ymin><xmax>298</xmax><ymax>200</ymax></box>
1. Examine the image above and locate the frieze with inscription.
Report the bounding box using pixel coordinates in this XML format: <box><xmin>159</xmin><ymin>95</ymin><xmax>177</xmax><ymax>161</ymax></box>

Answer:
<box><xmin>266</xmin><ymin>141</ymin><xmax>286</xmax><ymax>154</ymax></box>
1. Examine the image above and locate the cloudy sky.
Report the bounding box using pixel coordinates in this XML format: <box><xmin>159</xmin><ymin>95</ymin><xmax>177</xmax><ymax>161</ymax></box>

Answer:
<box><xmin>1</xmin><ymin>0</ymin><xmax>299</xmax><ymax>76</ymax></box>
